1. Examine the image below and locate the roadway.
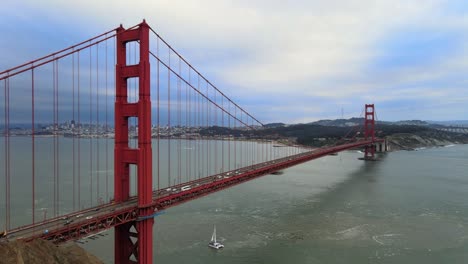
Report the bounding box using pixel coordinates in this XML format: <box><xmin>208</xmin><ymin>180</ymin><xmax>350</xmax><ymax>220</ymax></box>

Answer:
<box><xmin>1</xmin><ymin>138</ymin><xmax>381</xmax><ymax>243</ymax></box>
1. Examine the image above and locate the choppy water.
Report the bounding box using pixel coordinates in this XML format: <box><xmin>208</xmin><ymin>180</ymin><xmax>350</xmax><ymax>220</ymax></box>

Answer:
<box><xmin>77</xmin><ymin>144</ymin><xmax>468</xmax><ymax>263</ymax></box>
<box><xmin>0</xmin><ymin>138</ymin><xmax>305</xmax><ymax>228</ymax></box>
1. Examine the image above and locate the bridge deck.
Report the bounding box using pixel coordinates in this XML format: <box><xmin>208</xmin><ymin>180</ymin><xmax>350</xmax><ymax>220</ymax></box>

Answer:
<box><xmin>3</xmin><ymin>139</ymin><xmax>382</xmax><ymax>243</ymax></box>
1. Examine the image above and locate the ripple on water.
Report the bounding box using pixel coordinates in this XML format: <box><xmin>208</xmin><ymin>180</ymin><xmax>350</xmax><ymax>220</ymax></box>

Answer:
<box><xmin>372</xmin><ymin>233</ymin><xmax>404</xmax><ymax>245</ymax></box>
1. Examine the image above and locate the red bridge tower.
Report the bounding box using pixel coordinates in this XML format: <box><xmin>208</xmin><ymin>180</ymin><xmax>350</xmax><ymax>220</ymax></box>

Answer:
<box><xmin>114</xmin><ymin>21</ymin><xmax>154</xmax><ymax>263</ymax></box>
<box><xmin>364</xmin><ymin>104</ymin><xmax>376</xmax><ymax>160</ymax></box>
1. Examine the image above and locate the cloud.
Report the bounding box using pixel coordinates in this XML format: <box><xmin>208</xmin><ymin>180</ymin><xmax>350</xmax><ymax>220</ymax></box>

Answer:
<box><xmin>1</xmin><ymin>0</ymin><xmax>468</xmax><ymax>122</ymax></box>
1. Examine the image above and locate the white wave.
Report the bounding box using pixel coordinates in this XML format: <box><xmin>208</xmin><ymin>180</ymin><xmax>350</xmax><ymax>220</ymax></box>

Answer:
<box><xmin>372</xmin><ymin>234</ymin><xmax>402</xmax><ymax>245</ymax></box>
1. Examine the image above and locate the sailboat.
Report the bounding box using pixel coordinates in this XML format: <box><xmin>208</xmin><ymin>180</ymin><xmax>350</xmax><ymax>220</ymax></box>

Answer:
<box><xmin>208</xmin><ymin>225</ymin><xmax>224</xmax><ymax>249</ymax></box>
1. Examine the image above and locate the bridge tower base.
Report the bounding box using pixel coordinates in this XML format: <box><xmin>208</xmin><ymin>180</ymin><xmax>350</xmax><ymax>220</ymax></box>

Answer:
<box><xmin>363</xmin><ymin>104</ymin><xmax>377</xmax><ymax>161</ymax></box>
<box><xmin>114</xmin><ymin>20</ymin><xmax>154</xmax><ymax>264</ymax></box>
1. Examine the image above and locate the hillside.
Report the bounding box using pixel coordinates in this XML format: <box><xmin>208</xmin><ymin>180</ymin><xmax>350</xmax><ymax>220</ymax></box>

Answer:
<box><xmin>202</xmin><ymin>118</ymin><xmax>468</xmax><ymax>150</ymax></box>
<box><xmin>0</xmin><ymin>239</ymin><xmax>103</xmax><ymax>264</ymax></box>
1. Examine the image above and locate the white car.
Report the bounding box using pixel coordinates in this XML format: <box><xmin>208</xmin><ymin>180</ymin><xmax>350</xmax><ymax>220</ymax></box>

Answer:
<box><xmin>85</xmin><ymin>216</ymin><xmax>93</xmax><ymax>220</ymax></box>
<box><xmin>181</xmin><ymin>186</ymin><xmax>191</xmax><ymax>191</ymax></box>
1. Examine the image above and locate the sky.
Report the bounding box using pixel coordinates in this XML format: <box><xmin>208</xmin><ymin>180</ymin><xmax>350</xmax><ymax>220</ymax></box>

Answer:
<box><xmin>0</xmin><ymin>0</ymin><xmax>467</xmax><ymax>124</ymax></box>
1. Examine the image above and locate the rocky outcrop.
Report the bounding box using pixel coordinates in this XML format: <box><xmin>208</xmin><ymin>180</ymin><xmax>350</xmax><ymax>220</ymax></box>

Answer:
<box><xmin>386</xmin><ymin>131</ymin><xmax>468</xmax><ymax>151</ymax></box>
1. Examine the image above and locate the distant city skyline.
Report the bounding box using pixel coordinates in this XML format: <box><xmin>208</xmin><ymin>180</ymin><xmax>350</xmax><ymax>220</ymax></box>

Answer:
<box><xmin>1</xmin><ymin>1</ymin><xmax>467</xmax><ymax>123</ymax></box>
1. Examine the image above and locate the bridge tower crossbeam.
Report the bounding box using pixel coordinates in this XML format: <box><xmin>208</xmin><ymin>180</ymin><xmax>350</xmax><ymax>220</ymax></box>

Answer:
<box><xmin>114</xmin><ymin>20</ymin><xmax>153</xmax><ymax>264</ymax></box>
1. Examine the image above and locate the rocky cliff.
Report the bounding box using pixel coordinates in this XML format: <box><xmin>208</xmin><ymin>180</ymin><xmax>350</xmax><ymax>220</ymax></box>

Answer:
<box><xmin>386</xmin><ymin>131</ymin><xmax>468</xmax><ymax>151</ymax></box>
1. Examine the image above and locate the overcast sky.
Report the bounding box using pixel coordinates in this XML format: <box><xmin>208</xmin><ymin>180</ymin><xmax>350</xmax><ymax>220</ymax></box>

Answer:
<box><xmin>1</xmin><ymin>0</ymin><xmax>467</xmax><ymax>123</ymax></box>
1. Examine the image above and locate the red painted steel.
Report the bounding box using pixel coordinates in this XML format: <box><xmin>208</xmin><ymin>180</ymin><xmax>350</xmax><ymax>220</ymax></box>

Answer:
<box><xmin>115</xmin><ymin>24</ymin><xmax>132</xmax><ymax>263</ymax></box>
<box><xmin>364</xmin><ymin>104</ymin><xmax>376</xmax><ymax>160</ymax></box>
<box><xmin>114</xmin><ymin>20</ymin><xmax>153</xmax><ymax>264</ymax></box>
<box><xmin>135</xmin><ymin>20</ymin><xmax>154</xmax><ymax>264</ymax></box>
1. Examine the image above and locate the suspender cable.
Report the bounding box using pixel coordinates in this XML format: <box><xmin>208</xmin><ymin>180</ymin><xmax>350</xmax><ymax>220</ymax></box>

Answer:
<box><xmin>197</xmin><ymin>74</ymin><xmax>201</xmax><ymax>179</ymax></box>
<box><xmin>214</xmin><ymin>90</ymin><xmax>218</xmax><ymax>174</ymax></box>
<box><xmin>228</xmin><ymin>101</ymin><xmax>231</xmax><ymax>171</ymax></box>
<box><xmin>157</xmin><ymin>37</ymin><xmax>160</xmax><ymax>191</ymax></box>
<box><xmin>168</xmin><ymin>49</ymin><xmax>171</xmax><ymax>187</ymax></box>
<box><xmin>89</xmin><ymin>45</ymin><xmax>93</xmax><ymax>207</ymax></box>
<box><xmin>188</xmin><ymin>69</ymin><xmax>191</xmax><ymax>182</ymax></box>
<box><xmin>52</xmin><ymin>59</ymin><xmax>57</xmax><ymax>217</ymax></box>
<box><xmin>148</xmin><ymin>27</ymin><xmax>263</xmax><ymax>128</ymax></box>
<box><xmin>221</xmin><ymin>95</ymin><xmax>224</xmax><ymax>172</ymax></box>
<box><xmin>185</xmin><ymin>70</ymin><xmax>189</xmax><ymax>182</ymax></box>
<box><xmin>105</xmin><ymin>36</ymin><xmax>109</xmax><ymax>202</ymax></box>
<box><xmin>77</xmin><ymin>51</ymin><xmax>81</xmax><ymax>209</ymax></box>
<box><xmin>31</xmin><ymin>68</ymin><xmax>35</xmax><ymax>224</ymax></box>
<box><xmin>72</xmin><ymin>51</ymin><xmax>76</xmax><ymax>211</ymax></box>
<box><xmin>205</xmin><ymin>82</ymin><xmax>209</xmax><ymax>178</ymax></box>
<box><xmin>56</xmin><ymin>60</ymin><xmax>60</xmax><ymax>216</ymax></box>
<box><xmin>178</xmin><ymin>57</ymin><xmax>181</xmax><ymax>185</ymax></box>
<box><xmin>96</xmin><ymin>43</ymin><xmax>100</xmax><ymax>204</ymax></box>
<box><xmin>4</xmin><ymin>78</ymin><xmax>10</xmax><ymax>230</ymax></box>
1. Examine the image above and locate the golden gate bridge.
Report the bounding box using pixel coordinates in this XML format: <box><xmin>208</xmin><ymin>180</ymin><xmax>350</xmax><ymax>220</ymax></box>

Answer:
<box><xmin>0</xmin><ymin>20</ymin><xmax>383</xmax><ymax>263</ymax></box>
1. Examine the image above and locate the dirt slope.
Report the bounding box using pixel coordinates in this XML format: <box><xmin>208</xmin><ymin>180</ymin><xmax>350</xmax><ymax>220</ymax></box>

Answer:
<box><xmin>0</xmin><ymin>239</ymin><xmax>103</xmax><ymax>264</ymax></box>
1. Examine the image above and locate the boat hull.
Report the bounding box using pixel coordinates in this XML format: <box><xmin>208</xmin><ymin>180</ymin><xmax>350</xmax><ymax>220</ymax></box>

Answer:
<box><xmin>208</xmin><ymin>242</ymin><xmax>224</xmax><ymax>249</ymax></box>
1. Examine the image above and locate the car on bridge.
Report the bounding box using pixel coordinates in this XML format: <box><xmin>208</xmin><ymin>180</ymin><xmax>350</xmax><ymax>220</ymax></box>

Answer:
<box><xmin>181</xmin><ymin>185</ymin><xmax>191</xmax><ymax>191</ymax></box>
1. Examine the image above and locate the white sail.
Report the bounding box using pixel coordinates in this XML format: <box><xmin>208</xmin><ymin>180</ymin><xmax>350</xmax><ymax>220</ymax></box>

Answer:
<box><xmin>211</xmin><ymin>225</ymin><xmax>217</xmax><ymax>243</ymax></box>
<box><xmin>208</xmin><ymin>225</ymin><xmax>224</xmax><ymax>249</ymax></box>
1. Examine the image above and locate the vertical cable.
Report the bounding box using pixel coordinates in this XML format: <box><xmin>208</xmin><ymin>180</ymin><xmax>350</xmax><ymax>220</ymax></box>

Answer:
<box><xmin>205</xmin><ymin>82</ymin><xmax>209</xmax><ymax>177</ymax></box>
<box><xmin>214</xmin><ymin>90</ymin><xmax>217</xmax><ymax>174</ymax></box>
<box><xmin>185</xmin><ymin>69</ymin><xmax>188</xmax><ymax>183</ymax></box>
<box><xmin>262</xmin><ymin>124</ymin><xmax>264</xmax><ymax>163</ymax></box>
<box><xmin>89</xmin><ymin>45</ymin><xmax>93</xmax><ymax>207</ymax></box>
<box><xmin>247</xmin><ymin>116</ymin><xmax>249</xmax><ymax>165</ymax></box>
<box><xmin>177</xmin><ymin>57</ymin><xmax>181</xmax><ymax>185</ymax></box>
<box><xmin>245</xmin><ymin>116</ymin><xmax>252</xmax><ymax>166</ymax></box>
<box><xmin>221</xmin><ymin>95</ymin><xmax>224</xmax><ymax>172</ymax></box>
<box><xmin>156</xmin><ymin>37</ymin><xmax>160</xmax><ymax>191</ymax></box>
<box><xmin>198</xmin><ymin>75</ymin><xmax>201</xmax><ymax>179</ymax></box>
<box><xmin>248</xmin><ymin>118</ymin><xmax>251</xmax><ymax>166</ymax></box>
<box><xmin>78</xmin><ymin>51</ymin><xmax>81</xmax><ymax>209</ymax></box>
<box><xmin>234</xmin><ymin>107</ymin><xmax>237</xmax><ymax>170</ymax></box>
<box><xmin>228</xmin><ymin>101</ymin><xmax>231</xmax><ymax>171</ymax></box>
<box><xmin>96</xmin><ymin>44</ymin><xmax>100</xmax><ymax>204</ymax></box>
<box><xmin>252</xmin><ymin>119</ymin><xmax>255</xmax><ymax>165</ymax></box>
<box><xmin>187</xmin><ymin>69</ymin><xmax>191</xmax><ymax>182</ymax></box>
<box><xmin>31</xmin><ymin>68</ymin><xmax>35</xmax><ymax>224</ymax></box>
<box><xmin>52</xmin><ymin>59</ymin><xmax>57</xmax><ymax>217</ymax></box>
<box><xmin>250</xmin><ymin>118</ymin><xmax>253</xmax><ymax>165</ymax></box>
<box><xmin>72</xmin><ymin>51</ymin><xmax>76</xmax><ymax>211</ymax></box>
<box><xmin>4</xmin><ymin>78</ymin><xmax>10</xmax><ymax>229</ymax></box>
<box><xmin>105</xmin><ymin>36</ymin><xmax>109</xmax><ymax>202</ymax></box>
<box><xmin>240</xmin><ymin>111</ymin><xmax>243</xmax><ymax>167</ymax></box>
<box><xmin>56</xmin><ymin>60</ymin><xmax>60</xmax><ymax>216</ymax></box>
<box><xmin>168</xmin><ymin>49</ymin><xmax>171</xmax><ymax>186</ymax></box>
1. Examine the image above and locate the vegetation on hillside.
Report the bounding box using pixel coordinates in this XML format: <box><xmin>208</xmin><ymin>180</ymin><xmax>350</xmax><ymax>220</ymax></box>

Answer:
<box><xmin>200</xmin><ymin>119</ymin><xmax>468</xmax><ymax>149</ymax></box>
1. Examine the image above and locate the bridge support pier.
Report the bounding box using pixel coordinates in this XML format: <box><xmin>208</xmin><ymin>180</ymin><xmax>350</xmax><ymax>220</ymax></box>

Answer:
<box><xmin>375</xmin><ymin>138</ymin><xmax>388</xmax><ymax>153</ymax></box>
<box><xmin>115</xmin><ymin>20</ymin><xmax>153</xmax><ymax>264</ymax></box>
<box><xmin>363</xmin><ymin>104</ymin><xmax>377</xmax><ymax>161</ymax></box>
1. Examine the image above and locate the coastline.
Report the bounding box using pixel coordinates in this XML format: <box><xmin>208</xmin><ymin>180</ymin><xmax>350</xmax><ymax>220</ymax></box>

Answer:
<box><xmin>385</xmin><ymin>132</ymin><xmax>468</xmax><ymax>151</ymax></box>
